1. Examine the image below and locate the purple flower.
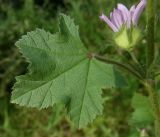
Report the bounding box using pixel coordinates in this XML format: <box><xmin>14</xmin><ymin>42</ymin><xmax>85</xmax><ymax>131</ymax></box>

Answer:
<box><xmin>100</xmin><ymin>0</ymin><xmax>147</xmax><ymax>32</ymax></box>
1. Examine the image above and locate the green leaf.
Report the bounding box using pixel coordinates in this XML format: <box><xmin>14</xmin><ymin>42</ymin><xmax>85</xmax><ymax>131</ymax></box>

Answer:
<box><xmin>131</xmin><ymin>93</ymin><xmax>154</xmax><ymax>127</ymax></box>
<box><xmin>128</xmin><ymin>131</ymin><xmax>140</xmax><ymax>137</ymax></box>
<box><xmin>11</xmin><ymin>14</ymin><xmax>125</xmax><ymax>128</ymax></box>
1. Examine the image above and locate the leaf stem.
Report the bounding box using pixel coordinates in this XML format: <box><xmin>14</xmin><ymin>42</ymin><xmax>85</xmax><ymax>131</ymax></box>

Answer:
<box><xmin>94</xmin><ymin>54</ymin><xmax>143</xmax><ymax>80</ymax></box>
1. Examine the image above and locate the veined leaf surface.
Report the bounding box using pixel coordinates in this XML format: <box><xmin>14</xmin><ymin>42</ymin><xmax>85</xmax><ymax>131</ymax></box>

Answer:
<box><xmin>11</xmin><ymin>14</ymin><xmax>125</xmax><ymax>128</ymax></box>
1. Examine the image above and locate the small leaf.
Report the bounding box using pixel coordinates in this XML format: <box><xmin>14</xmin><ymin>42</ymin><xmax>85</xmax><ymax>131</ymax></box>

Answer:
<box><xmin>131</xmin><ymin>93</ymin><xmax>154</xmax><ymax>127</ymax></box>
<box><xmin>11</xmin><ymin>14</ymin><xmax>125</xmax><ymax>128</ymax></box>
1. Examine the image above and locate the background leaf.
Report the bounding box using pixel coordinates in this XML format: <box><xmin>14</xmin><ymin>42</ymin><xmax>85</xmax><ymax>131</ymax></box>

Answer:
<box><xmin>130</xmin><ymin>93</ymin><xmax>154</xmax><ymax>127</ymax></box>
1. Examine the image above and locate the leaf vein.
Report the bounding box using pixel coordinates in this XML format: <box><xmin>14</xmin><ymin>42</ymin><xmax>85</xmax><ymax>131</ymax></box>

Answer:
<box><xmin>77</xmin><ymin>60</ymin><xmax>90</xmax><ymax>126</ymax></box>
<box><xmin>13</xmin><ymin>58</ymin><xmax>86</xmax><ymax>100</ymax></box>
<box><xmin>37</xmin><ymin>30</ymin><xmax>51</xmax><ymax>50</ymax></box>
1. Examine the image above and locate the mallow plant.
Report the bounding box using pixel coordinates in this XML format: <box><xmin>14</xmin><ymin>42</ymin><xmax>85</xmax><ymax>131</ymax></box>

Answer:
<box><xmin>11</xmin><ymin>0</ymin><xmax>160</xmax><ymax>136</ymax></box>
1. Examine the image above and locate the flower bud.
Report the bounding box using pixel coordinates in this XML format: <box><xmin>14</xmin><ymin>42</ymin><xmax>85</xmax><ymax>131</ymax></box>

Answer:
<box><xmin>100</xmin><ymin>0</ymin><xmax>146</xmax><ymax>50</ymax></box>
<box><xmin>114</xmin><ymin>27</ymin><xmax>141</xmax><ymax>50</ymax></box>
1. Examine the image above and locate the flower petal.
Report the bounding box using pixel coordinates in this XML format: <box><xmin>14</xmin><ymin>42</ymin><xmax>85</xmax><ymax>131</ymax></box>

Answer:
<box><xmin>130</xmin><ymin>5</ymin><xmax>136</xmax><ymax>18</ymax></box>
<box><xmin>112</xmin><ymin>9</ymin><xmax>124</xmax><ymax>29</ymax></box>
<box><xmin>132</xmin><ymin>0</ymin><xmax>147</xmax><ymax>25</ymax></box>
<box><xmin>117</xmin><ymin>3</ymin><xmax>131</xmax><ymax>28</ymax></box>
<box><xmin>100</xmin><ymin>13</ymin><xmax>118</xmax><ymax>32</ymax></box>
<box><xmin>116</xmin><ymin>9</ymin><xmax>124</xmax><ymax>27</ymax></box>
<box><xmin>110</xmin><ymin>12</ymin><xmax>118</xmax><ymax>28</ymax></box>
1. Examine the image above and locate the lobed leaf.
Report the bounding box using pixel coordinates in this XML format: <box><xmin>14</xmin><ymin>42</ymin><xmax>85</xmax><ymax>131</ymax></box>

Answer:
<box><xmin>11</xmin><ymin>14</ymin><xmax>125</xmax><ymax>128</ymax></box>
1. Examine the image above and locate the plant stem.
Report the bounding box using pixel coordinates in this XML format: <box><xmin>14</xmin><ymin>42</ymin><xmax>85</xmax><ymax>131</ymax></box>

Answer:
<box><xmin>129</xmin><ymin>52</ymin><xmax>140</xmax><ymax>65</ymax></box>
<box><xmin>146</xmin><ymin>0</ymin><xmax>155</xmax><ymax>70</ymax></box>
<box><xmin>3</xmin><ymin>97</ymin><xmax>10</xmax><ymax>130</ymax></box>
<box><xmin>146</xmin><ymin>0</ymin><xmax>160</xmax><ymax>136</ymax></box>
<box><xmin>144</xmin><ymin>81</ymin><xmax>160</xmax><ymax>137</ymax></box>
<box><xmin>94</xmin><ymin>54</ymin><xmax>143</xmax><ymax>80</ymax></box>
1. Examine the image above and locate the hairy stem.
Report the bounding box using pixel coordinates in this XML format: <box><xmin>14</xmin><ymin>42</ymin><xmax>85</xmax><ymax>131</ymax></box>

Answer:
<box><xmin>94</xmin><ymin>54</ymin><xmax>143</xmax><ymax>80</ymax></box>
<box><xmin>144</xmin><ymin>82</ymin><xmax>160</xmax><ymax>137</ymax></box>
<box><xmin>129</xmin><ymin>52</ymin><xmax>140</xmax><ymax>65</ymax></box>
<box><xmin>146</xmin><ymin>0</ymin><xmax>160</xmax><ymax>136</ymax></box>
<box><xmin>146</xmin><ymin>0</ymin><xmax>155</xmax><ymax>70</ymax></box>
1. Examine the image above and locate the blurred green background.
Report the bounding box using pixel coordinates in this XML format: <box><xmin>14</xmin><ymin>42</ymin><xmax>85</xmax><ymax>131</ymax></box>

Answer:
<box><xmin>0</xmin><ymin>0</ymin><xmax>159</xmax><ymax>137</ymax></box>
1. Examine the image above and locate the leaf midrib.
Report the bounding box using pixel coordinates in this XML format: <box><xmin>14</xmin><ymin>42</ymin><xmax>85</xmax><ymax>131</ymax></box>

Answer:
<box><xmin>13</xmin><ymin>58</ymin><xmax>88</xmax><ymax>100</ymax></box>
<box><xmin>77</xmin><ymin>60</ymin><xmax>91</xmax><ymax>127</ymax></box>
